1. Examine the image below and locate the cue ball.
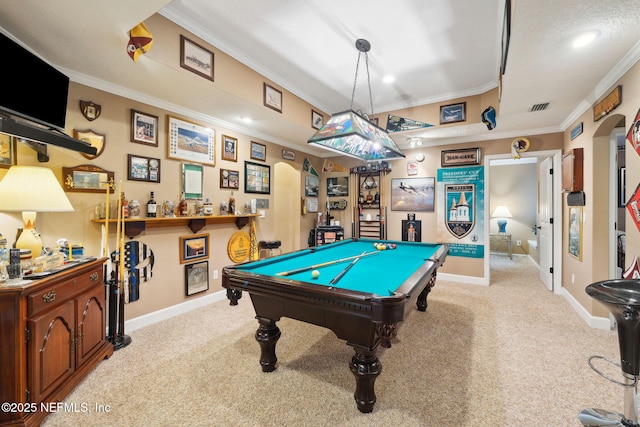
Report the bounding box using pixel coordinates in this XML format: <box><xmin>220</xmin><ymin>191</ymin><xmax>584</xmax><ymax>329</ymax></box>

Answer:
<box><xmin>311</xmin><ymin>269</ymin><xmax>320</xmax><ymax>279</ymax></box>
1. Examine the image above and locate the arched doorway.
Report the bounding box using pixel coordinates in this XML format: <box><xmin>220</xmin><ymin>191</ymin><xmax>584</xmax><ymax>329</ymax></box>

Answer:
<box><xmin>274</xmin><ymin>162</ymin><xmax>301</xmax><ymax>253</ymax></box>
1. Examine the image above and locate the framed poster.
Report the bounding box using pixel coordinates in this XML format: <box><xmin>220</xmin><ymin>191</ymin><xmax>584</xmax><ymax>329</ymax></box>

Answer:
<box><xmin>0</xmin><ymin>133</ymin><xmax>16</xmax><ymax>167</ymax></box>
<box><xmin>179</xmin><ymin>233</ymin><xmax>210</xmax><ymax>264</ymax></box>
<box><xmin>182</xmin><ymin>163</ymin><xmax>203</xmax><ymax>199</ymax></box>
<box><xmin>440</xmin><ymin>102</ymin><xmax>466</xmax><ymax>124</ymax></box>
<box><xmin>130</xmin><ymin>109</ymin><xmax>159</xmax><ymax>146</ymax></box>
<box><xmin>391</xmin><ymin>177</ymin><xmax>435</xmax><ymax>212</ymax></box>
<box><xmin>220</xmin><ymin>168</ymin><xmax>239</xmax><ymax>189</ymax></box>
<box><xmin>221</xmin><ymin>135</ymin><xmax>237</xmax><ymax>162</ymax></box>
<box><xmin>185</xmin><ymin>261</ymin><xmax>209</xmax><ymax>296</ymax></box>
<box><xmin>250</xmin><ymin>141</ymin><xmax>266</xmax><ymax>161</ymax></box>
<box><xmin>128</xmin><ymin>154</ymin><xmax>161</xmax><ymax>183</ymax></box>
<box><xmin>568</xmin><ymin>207</ymin><xmax>582</xmax><ymax>261</ymax></box>
<box><xmin>305</xmin><ymin>175</ymin><xmax>319</xmax><ymax>197</ymax></box>
<box><xmin>180</xmin><ymin>35</ymin><xmax>214</xmax><ymax>82</ymax></box>
<box><xmin>264</xmin><ymin>83</ymin><xmax>282</xmax><ymax>113</ymax></box>
<box><xmin>327</xmin><ymin>176</ymin><xmax>349</xmax><ymax>197</ymax></box>
<box><xmin>167</xmin><ymin>115</ymin><xmax>215</xmax><ymax>165</ymax></box>
<box><xmin>244</xmin><ymin>161</ymin><xmax>270</xmax><ymax>194</ymax></box>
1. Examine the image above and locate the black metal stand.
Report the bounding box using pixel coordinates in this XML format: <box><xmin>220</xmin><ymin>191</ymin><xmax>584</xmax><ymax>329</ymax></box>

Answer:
<box><xmin>106</xmin><ymin>264</ymin><xmax>131</xmax><ymax>351</ymax></box>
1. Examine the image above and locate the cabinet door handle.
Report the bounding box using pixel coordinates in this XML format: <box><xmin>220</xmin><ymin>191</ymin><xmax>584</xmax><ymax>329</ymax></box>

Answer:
<box><xmin>42</xmin><ymin>291</ymin><xmax>56</xmax><ymax>303</ymax></box>
<box><xmin>89</xmin><ymin>272</ymin><xmax>99</xmax><ymax>282</ymax></box>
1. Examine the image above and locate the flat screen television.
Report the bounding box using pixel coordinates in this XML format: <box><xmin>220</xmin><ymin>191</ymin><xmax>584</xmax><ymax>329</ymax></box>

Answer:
<box><xmin>0</xmin><ymin>32</ymin><xmax>69</xmax><ymax>131</ymax></box>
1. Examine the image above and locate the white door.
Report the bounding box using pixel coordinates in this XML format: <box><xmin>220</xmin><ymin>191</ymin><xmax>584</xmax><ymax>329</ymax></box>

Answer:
<box><xmin>539</xmin><ymin>157</ymin><xmax>554</xmax><ymax>290</ymax></box>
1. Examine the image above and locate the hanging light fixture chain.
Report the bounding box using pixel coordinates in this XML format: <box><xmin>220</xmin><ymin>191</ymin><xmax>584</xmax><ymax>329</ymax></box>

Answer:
<box><xmin>349</xmin><ymin>51</ymin><xmax>362</xmax><ymax>111</ymax></box>
<box><xmin>365</xmin><ymin>52</ymin><xmax>374</xmax><ymax>117</ymax></box>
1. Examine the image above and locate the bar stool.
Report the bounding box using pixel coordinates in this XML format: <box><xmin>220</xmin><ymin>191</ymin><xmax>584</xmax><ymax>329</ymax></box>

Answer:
<box><xmin>579</xmin><ymin>279</ymin><xmax>640</xmax><ymax>427</ymax></box>
<box><xmin>258</xmin><ymin>240</ymin><xmax>282</xmax><ymax>259</ymax></box>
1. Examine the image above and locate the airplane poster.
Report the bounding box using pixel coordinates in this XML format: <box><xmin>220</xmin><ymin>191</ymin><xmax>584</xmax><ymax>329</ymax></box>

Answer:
<box><xmin>391</xmin><ymin>177</ymin><xmax>435</xmax><ymax>211</ymax></box>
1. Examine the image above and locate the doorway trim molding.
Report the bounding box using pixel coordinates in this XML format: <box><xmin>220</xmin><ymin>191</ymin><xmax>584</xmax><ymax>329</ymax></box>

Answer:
<box><xmin>485</xmin><ymin>149</ymin><xmax>563</xmax><ymax>292</ymax></box>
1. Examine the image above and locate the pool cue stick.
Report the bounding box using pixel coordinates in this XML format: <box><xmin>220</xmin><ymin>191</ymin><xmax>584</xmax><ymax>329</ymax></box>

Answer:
<box><xmin>329</xmin><ymin>251</ymin><xmax>365</xmax><ymax>284</ymax></box>
<box><xmin>276</xmin><ymin>250</ymin><xmax>379</xmax><ymax>276</ymax></box>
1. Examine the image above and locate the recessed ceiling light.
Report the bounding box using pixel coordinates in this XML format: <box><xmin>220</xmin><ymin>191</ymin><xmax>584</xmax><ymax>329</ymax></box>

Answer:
<box><xmin>382</xmin><ymin>75</ymin><xmax>395</xmax><ymax>83</ymax></box>
<box><xmin>572</xmin><ymin>30</ymin><xmax>599</xmax><ymax>48</ymax></box>
<box><xmin>241</xmin><ymin>117</ymin><xmax>252</xmax><ymax>123</ymax></box>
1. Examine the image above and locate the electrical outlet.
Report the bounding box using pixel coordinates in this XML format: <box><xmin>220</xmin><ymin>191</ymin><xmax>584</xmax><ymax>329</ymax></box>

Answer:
<box><xmin>259</xmin><ymin>209</ymin><xmax>266</xmax><ymax>218</ymax></box>
<box><xmin>516</xmin><ymin>240</ymin><xmax>522</xmax><ymax>246</ymax></box>
<box><xmin>213</xmin><ymin>270</ymin><xmax>218</xmax><ymax>279</ymax></box>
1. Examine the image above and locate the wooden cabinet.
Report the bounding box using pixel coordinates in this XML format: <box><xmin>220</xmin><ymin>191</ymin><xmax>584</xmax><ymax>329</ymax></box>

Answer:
<box><xmin>562</xmin><ymin>148</ymin><xmax>583</xmax><ymax>192</ymax></box>
<box><xmin>0</xmin><ymin>258</ymin><xmax>113</xmax><ymax>426</ymax></box>
<box><xmin>353</xmin><ymin>170</ymin><xmax>387</xmax><ymax>239</ymax></box>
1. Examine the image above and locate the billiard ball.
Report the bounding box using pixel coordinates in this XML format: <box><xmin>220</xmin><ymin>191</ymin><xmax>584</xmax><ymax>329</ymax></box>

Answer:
<box><xmin>311</xmin><ymin>269</ymin><xmax>320</xmax><ymax>279</ymax></box>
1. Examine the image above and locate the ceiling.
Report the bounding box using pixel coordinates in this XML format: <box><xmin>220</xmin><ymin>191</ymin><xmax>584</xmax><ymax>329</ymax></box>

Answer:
<box><xmin>1</xmin><ymin>0</ymin><xmax>639</xmax><ymax>158</ymax></box>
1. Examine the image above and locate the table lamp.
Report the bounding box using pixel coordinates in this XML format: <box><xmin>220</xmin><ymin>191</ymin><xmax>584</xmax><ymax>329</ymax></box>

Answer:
<box><xmin>0</xmin><ymin>166</ymin><xmax>74</xmax><ymax>257</ymax></box>
<box><xmin>492</xmin><ymin>205</ymin><xmax>513</xmax><ymax>233</ymax></box>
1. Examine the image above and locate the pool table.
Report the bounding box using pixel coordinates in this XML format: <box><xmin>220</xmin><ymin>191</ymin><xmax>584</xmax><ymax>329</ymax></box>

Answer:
<box><xmin>222</xmin><ymin>238</ymin><xmax>448</xmax><ymax>412</ymax></box>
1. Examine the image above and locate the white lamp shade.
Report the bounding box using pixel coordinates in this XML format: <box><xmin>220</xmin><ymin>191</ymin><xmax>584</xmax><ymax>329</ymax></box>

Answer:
<box><xmin>0</xmin><ymin>166</ymin><xmax>73</xmax><ymax>212</ymax></box>
<box><xmin>491</xmin><ymin>205</ymin><xmax>512</xmax><ymax>218</ymax></box>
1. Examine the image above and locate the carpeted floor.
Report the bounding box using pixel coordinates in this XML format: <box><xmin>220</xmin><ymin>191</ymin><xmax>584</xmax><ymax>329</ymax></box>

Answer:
<box><xmin>42</xmin><ymin>255</ymin><xmax>621</xmax><ymax>426</ymax></box>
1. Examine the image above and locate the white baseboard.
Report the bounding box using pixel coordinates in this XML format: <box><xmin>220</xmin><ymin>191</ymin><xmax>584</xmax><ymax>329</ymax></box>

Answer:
<box><xmin>125</xmin><ymin>290</ymin><xmax>228</xmax><ymax>333</ymax></box>
<box><xmin>562</xmin><ymin>287</ymin><xmax>612</xmax><ymax>331</ymax></box>
<box><xmin>438</xmin><ymin>272</ymin><xmax>488</xmax><ymax>286</ymax></box>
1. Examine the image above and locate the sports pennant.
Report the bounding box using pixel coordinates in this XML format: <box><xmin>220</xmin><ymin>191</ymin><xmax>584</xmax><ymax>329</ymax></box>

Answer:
<box><xmin>626</xmin><ymin>107</ymin><xmax>640</xmax><ymax>158</ymax></box>
<box><xmin>322</xmin><ymin>159</ymin><xmax>348</xmax><ymax>172</ymax></box>
<box><xmin>127</xmin><ymin>23</ymin><xmax>153</xmax><ymax>62</ymax></box>
<box><xmin>303</xmin><ymin>158</ymin><xmax>319</xmax><ymax>176</ymax></box>
<box><xmin>386</xmin><ymin>115</ymin><xmax>433</xmax><ymax>133</ymax></box>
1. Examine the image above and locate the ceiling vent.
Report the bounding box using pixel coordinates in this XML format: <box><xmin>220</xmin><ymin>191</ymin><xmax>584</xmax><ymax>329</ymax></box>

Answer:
<box><xmin>530</xmin><ymin>103</ymin><xmax>549</xmax><ymax>112</ymax></box>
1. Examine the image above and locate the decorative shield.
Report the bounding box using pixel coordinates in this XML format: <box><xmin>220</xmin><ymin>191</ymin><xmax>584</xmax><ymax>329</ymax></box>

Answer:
<box><xmin>444</xmin><ymin>183</ymin><xmax>475</xmax><ymax>239</ymax></box>
<box><xmin>79</xmin><ymin>100</ymin><xmax>101</xmax><ymax>121</ymax></box>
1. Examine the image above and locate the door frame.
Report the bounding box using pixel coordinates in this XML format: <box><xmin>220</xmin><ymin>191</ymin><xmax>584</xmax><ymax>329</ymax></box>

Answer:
<box><xmin>484</xmin><ymin>149</ymin><xmax>563</xmax><ymax>292</ymax></box>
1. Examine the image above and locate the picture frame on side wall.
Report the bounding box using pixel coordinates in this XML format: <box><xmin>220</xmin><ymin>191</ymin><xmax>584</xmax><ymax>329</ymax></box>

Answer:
<box><xmin>221</xmin><ymin>135</ymin><xmax>237</xmax><ymax>162</ymax></box>
<box><xmin>180</xmin><ymin>35</ymin><xmax>215</xmax><ymax>82</ymax></box>
<box><xmin>245</xmin><ymin>161</ymin><xmax>270</xmax><ymax>194</ymax></box>
<box><xmin>185</xmin><ymin>261</ymin><xmax>209</xmax><ymax>296</ymax></box>
<box><xmin>568</xmin><ymin>206</ymin><xmax>583</xmax><ymax>261</ymax></box>
<box><xmin>439</xmin><ymin>102</ymin><xmax>466</xmax><ymax>124</ymax></box>
<box><xmin>131</xmin><ymin>109</ymin><xmax>159</xmax><ymax>146</ymax></box>
<box><xmin>167</xmin><ymin>115</ymin><xmax>215</xmax><ymax>166</ymax></box>
<box><xmin>250</xmin><ymin>141</ymin><xmax>266</xmax><ymax>161</ymax></box>
<box><xmin>0</xmin><ymin>133</ymin><xmax>16</xmax><ymax>167</ymax></box>
<box><xmin>179</xmin><ymin>233</ymin><xmax>210</xmax><ymax>264</ymax></box>
<box><xmin>264</xmin><ymin>83</ymin><xmax>282</xmax><ymax>113</ymax></box>
<box><xmin>127</xmin><ymin>154</ymin><xmax>161</xmax><ymax>183</ymax></box>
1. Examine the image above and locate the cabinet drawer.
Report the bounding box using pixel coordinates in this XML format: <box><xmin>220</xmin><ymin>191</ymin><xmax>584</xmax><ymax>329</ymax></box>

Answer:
<box><xmin>28</xmin><ymin>266</ymin><xmax>103</xmax><ymax>316</ymax></box>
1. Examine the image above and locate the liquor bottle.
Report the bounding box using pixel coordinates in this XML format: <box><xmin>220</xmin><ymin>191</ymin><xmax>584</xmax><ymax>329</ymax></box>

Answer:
<box><xmin>178</xmin><ymin>192</ymin><xmax>188</xmax><ymax>217</ymax></box>
<box><xmin>121</xmin><ymin>192</ymin><xmax>129</xmax><ymax>218</ymax></box>
<box><xmin>147</xmin><ymin>191</ymin><xmax>157</xmax><ymax>217</ymax></box>
<box><xmin>229</xmin><ymin>194</ymin><xmax>235</xmax><ymax>215</ymax></box>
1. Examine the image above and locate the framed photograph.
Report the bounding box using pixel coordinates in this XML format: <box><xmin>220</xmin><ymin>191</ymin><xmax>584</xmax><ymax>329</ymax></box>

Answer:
<box><xmin>62</xmin><ymin>165</ymin><xmax>114</xmax><ymax>194</ymax></box>
<box><xmin>131</xmin><ymin>109</ymin><xmax>159</xmax><ymax>146</ymax></box>
<box><xmin>569</xmin><ymin>207</ymin><xmax>583</xmax><ymax>261</ymax></box>
<box><xmin>264</xmin><ymin>83</ymin><xmax>282</xmax><ymax>113</ymax></box>
<box><xmin>250</xmin><ymin>141</ymin><xmax>266</xmax><ymax>161</ymax></box>
<box><xmin>327</xmin><ymin>176</ymin><xmax>349</xmax><ymax>197</ymax></box>
<box><xmin>220</xmin><ymin>168</ymin><xmax>240</xmax><ymax>189</ymax></box>
<box><xmin>179</xmin><ymin>233</ymin><xmax>210</xmax><ymax>264</ymax></box>
<box><xmin>282</xmin><ymin>149</ymin><xmax>296</xmax><ymax>161</ymax></box>
<box><xmin>311</xmin><ymin>110</ymin><xmax>323</xmax><ymax>130</ymax></box>
<box><xmin>74</xmin><ymin>129</ymin><xmax>106</xmax><ymax>160</ymax></box>
<box><xmin>128</xmin><ymin>154</ymin><xmax>161</xmax><ymax>183</ymax></box>
<box><xmin>0</xmin><ymin>133</ymin><xmax>16</xmax><ymax>167</ymax></box>
<box><xmin>182</xmin><ymin>163</ymin><xmax>203</xmax><ymax>199</ymax></box>
<box><xmin>441</xmin><ymin>147</ymin><xmax>481</xmax><ymax>167</ymax></box>
<box><xmin>185</xmin><ymin>261</ymin><xmax>209</xmax><ymax>296</ymax></box>
<box><xmin>167</xmin><ymin>115</ymin><xmax>215</xmax><ymax>165</ymax></box>
<box><xmin>180</xmin><ymin>35</ymin><xmax>214</xmax><ymax>82</ymax></box>
<box><xmin>391</xmin><ymin>177</ymin><xmax>435</xmax><ymax>212</ymax></box>
<box><xmin>306</xmin><ymin>197</ymin><xmax>318</xmax><ymax>213</ymax></box>
<box><xmin>305</xmin><ymin>175</ymin><xmax>319</xmax><ymax>197</ymax></box>
<box><xmin>402</xmin><ymin>219</ymin><xmax>422</xmax><ymax>242</ymax></box>
<box><xmin>440</xmin><ymin>102</ymin><xmax>466</xmax><ymax>124</ymax></box>
<box><xmin>221</xmin><ymin>135</ymin><xmax>237</xmax><ymax>162</ymax></box>
<box><xmin>245</xmin><ymin>161</ymin><xmax>270</xmax><ymax>194</ymax></box>
<box><xmin>407</xmin><ymin>161</ymin><xmax>418</xmax><ymax>176</ymax></box>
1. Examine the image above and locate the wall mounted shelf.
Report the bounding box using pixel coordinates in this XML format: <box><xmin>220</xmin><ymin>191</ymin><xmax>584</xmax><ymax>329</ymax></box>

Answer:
<box><xmin>92</xmin><ymin>214</ymin><xmax>260</xmax><ymax>238</ymax></box>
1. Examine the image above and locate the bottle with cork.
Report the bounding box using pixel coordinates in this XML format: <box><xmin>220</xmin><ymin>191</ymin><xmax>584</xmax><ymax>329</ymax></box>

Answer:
<box><xmin>147</xmin><ymin>191</ymin><xmax>157</xmax><ymax>218</ymax></box>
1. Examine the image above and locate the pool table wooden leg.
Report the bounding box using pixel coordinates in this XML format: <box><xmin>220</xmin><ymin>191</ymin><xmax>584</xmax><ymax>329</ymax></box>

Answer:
<box><xmin>226</xmin><ymin>288</ymin><xmax>242</xmax><ymax>306</ymax></box>
<box><xmin>349</xmin><ymin>346</ymin><xmax>382</xmax><ymax>413</ymax></box>
<box><xmin>417</xmin><ymin>274</ymin><xmax>437</xmax><ymax>312</ymax></box>
<box><xmin>255</xmin><ymin>316</ymin><xmax>281</xmax><ymax>372</ymax></box>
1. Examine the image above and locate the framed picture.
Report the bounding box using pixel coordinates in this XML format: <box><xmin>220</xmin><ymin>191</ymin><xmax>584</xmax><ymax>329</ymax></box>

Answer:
<box><xmin>180</xmin><ymin>35</ymin><xmax>214</xmax><ymax>82</ymax></box>
<box><xmin>440</xmin><ymin>102</ymin><xmax>466</xmax><ymax>124</ymax></box>
<box><xmin>390</xmin><ymin>177</ymin><xmax>435</xmax><ymax>212</ymax></box>
<box><xmin>327</xmin><ymin>176</ymin><xmax>349</xmax><ymax>197</ymax></box>
<box><xmin>221</xmin><ymin>135</ymin><xmax>237</xmax><ymax>162</ymax></box>
<box><xmin>569</xmin><ymin>207</ymin><xmax>583</xmax><ymax>261</ymax></box>
<box><xmin>185</xmin><ymin>261</ymin><xmax>209</xmax><ymax>296</ymax></box>
<box><xmin>74</xmin><ymin>129</ymin><xmax>106</xmax><ymax>160</ymax></box>
<box><xmin>245</xmin><ymin>161</ymin><xmax>270</xmax><ymax>194</ymax></box>
<box><xmin>127</xmin><ymin>154</ymin><xmax>161</xmax><ymax>183</ymax></box>
<box><xmin>306</xmin><ymin>197</ymin><xmax>318</xmax><ymax>213</ymax></box>
<box><xmin>402</xmin><ymin>219</ymin><xmax>422</xmax><ymax>242</ymax></box>
<box><xmin>407</xmin><ymin>161</ymin><xmax>418</xmax><ymax>176</ymax></box>
<box><xmin>167</xmin><ymin>115</ymin><xmax>215</xmax><ymax>165</ymax></box>
<box><xmin>441</xmin><ymin>147</ymin><xmax>481</xmax><ymax>167</ymax></box>
<box><xmin>131</xmin><ymin>109</ymin><xmax>159</xmax><ymax>146</ymax></box>
<box><xmin>264</xmin><ymin>83</ymin><xmax>282</xmax><ymax>113</ymax></box>
<box><xmin>220</xmin><ymin>168</ymin><xmax>240</xmax><ymax>189</ymax></box>
<box><xmin>250</xmin><ymin>141</ymin><xmax>266</xmax><ymax>161</ymax></box>
<box><xmin>179</xmin><ymin>233</ymin><xmax>210</xmax><ymax>264</ymax></box>
<box><xmin>182</xmin><ymin>163</ymin><xmax>203</xmax><ymax>199</ymax></box>
<box><xmin>311</xmin><ymin>110</ymin><xmax>323</xmax><ymax>129</ymax></box>
<box><xmin>282</xmin><ymin>149</ymin><xmax>296</xmax><ymax>161</ymax></box>
<box><xmin>305</xmin><ymin>175</ymin><xmax>319</xmax><ymax>197</ymax></box>
<box><xmin>0</xmin><ymin>133</ymin><xmax>16</xmax><ymax>167</ymax></box>
<box><xmin>63</xmin><ymin>165</ymin><xmax>114</xmax><ymax>194</ymax></box>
